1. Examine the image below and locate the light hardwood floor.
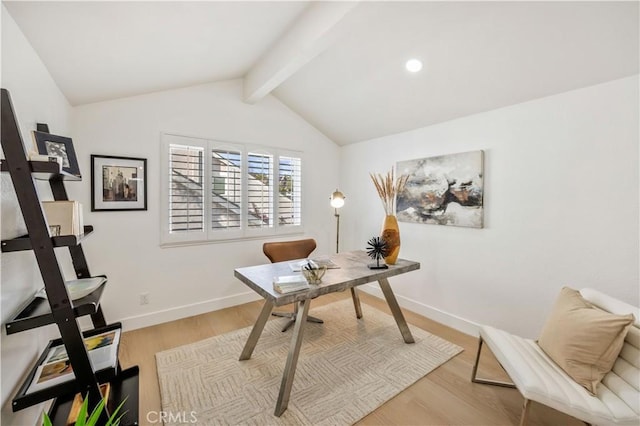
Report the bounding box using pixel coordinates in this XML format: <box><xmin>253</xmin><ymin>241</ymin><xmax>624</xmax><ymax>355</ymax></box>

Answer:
<box><xmin>119</xmin><ymin>291</ymin><xmax>581</xmax><ymax>426</ymax></box>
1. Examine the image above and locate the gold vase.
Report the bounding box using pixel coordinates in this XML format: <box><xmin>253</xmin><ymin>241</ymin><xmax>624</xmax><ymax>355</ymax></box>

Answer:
<box><xmin>381</xmin><ymin>215</ymin><xmax>400</xmax><ymax>265</ymax></box>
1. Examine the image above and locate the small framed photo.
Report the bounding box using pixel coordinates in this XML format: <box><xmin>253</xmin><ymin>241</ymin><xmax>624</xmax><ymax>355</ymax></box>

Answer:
<box><xmin>91</xmin><ymin>155</ymin><xmax>147</xmax><ymax>211</ymax></box>
<box><xmin>32</xmin><ymin>131</ymin><xmax>81</xmax><ymax>178</ymax></box>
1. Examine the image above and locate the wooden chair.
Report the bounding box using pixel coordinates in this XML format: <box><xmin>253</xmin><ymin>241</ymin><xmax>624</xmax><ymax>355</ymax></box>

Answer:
<box><xmin>263</xmin><ymin>239</ymin><xmax>363</xmax><ymax>332</ymax></box>
<box><xmin>264</xmin><ymin>239</ymin><xmax>322</xmax><ymax>332</ymax></box>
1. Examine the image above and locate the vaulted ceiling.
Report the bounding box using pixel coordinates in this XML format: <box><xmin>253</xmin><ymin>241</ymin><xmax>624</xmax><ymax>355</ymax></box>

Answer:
<box><xmin>4</xmin><ymin>1</ymin><xmax>638</xmax><ymax>145</ymax></box>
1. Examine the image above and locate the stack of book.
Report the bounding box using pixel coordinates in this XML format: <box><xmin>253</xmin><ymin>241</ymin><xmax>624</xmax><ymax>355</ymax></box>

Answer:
<box><xmin>273</xmin><ymin>275</ymin><xmax>310</xmax><ymax>294</ymax></box>
<box><xmin>41</xmin><ymin>200</ymin><xmax>84</xmax><ymax>237</ymax></box>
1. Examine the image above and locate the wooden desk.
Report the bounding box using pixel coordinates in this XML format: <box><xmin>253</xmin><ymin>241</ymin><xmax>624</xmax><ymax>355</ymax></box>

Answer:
<box><xmin>234</xmin><ymin>250</ymin><xmax>420</xmax><ymax>417</ymax></box>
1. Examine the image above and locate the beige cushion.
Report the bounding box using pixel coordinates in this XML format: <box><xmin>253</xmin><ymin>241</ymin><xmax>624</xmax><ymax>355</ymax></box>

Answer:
<box><xmin>538</xmin><ymin>287</ymin><xmax>634</xmax><ymax>394</ymax></box>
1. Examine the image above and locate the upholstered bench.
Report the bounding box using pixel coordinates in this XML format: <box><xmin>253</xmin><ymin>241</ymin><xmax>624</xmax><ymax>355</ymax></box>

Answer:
<box><xmin>472</xmin><ymin>288</ymin><xmax>639</xmax><ymax>425</ymax></box>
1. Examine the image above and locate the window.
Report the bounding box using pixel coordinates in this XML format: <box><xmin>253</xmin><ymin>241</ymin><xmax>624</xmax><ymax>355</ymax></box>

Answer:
<box><xmin>247</xmin><ymin>151</ymin><xmax>273</xmax><ymax>229</ymax></box>
<box><xmin>278</xmin><ymin>156</ymin><xmax>302</xmax><ymax>227</ymax></box>
<box><xmin>211</xmin><ymin>147</ymin><xmax>242</xmax><ymax>231</ymax></box>
<box><xmin>169</xmin><ymin>144</ymin><xmax>204</xmax><ymax>233</ymax></box>
<box><xmin>161</xmin><ymin>134</ymin><xmax>303</xmax><ymax>245</ymax></box>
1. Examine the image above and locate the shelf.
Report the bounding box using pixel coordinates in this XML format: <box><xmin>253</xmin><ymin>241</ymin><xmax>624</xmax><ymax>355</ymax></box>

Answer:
<box><xmin>2</xmin><ymin>89</ymin><xmax>138</xmax><ymax>422</ymax></box>
<box><xmin>1</xmin><ymin>225</ymin><xmax>94</xmax><ymax>252</ymax></box>
<box><xmin>0</xmin><ymin>159</ymin><xmax>81</xmax><ymax>181</ymax></box>
<box><xmin>11</xmin><ymin>323</ymin><xmax>122</xmax><ymax>412</ymax></box>
<box><xmin>47</xmin><ymin>366</ymin><xmax>139</xmax><ymax>426</ymax></box>
<box><xmin>5</xmin><ymin>280</ymin><xmax>106</xmax><ymax>335</ymax></box>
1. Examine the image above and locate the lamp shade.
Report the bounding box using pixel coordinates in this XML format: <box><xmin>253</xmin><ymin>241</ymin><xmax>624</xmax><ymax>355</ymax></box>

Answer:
<box><xmin>330</xmin><ymin>190</ymin><xmax>345</xmax><ymax>208</ymax></box>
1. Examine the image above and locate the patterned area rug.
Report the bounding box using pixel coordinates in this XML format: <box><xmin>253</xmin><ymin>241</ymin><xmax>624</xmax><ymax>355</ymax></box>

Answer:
<box><xmin>156</xmin><ymin>299</ymin><xmax>462</xmax><ymax>425</ymax></box>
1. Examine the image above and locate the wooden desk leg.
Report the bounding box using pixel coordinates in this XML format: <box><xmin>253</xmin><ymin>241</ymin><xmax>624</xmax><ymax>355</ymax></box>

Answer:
<box><xmin>350</xmin><ymin>287</ymin><xmax>363</xmax><ymax>319</ymax></box>
<box><xmin>239</xmin><ymin>300</ymin><xmax>274</xmax><ymax>361</ymax></box>
<box><xmin>378</xmin><ymin>278</ymin><xmax>415</xmax><ymax>344</ymax></box>
<box><xmin>274</xmin><ymin>299</ymin><xmax>310</xmax><ymax>417</ymax></box>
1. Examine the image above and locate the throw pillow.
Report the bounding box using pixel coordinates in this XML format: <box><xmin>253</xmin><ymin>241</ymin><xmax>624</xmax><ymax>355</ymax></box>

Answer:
<box><xmin>537</xmin><ymin>287</ymin><xmax>635</xmax><ymax>395</ymax></box>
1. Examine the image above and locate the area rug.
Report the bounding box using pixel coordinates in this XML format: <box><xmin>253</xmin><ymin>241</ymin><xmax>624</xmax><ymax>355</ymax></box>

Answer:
<box><xmin>156</xmin><ymin>299</ymin><xmax>463</xmax><ymax>425</ymax></box>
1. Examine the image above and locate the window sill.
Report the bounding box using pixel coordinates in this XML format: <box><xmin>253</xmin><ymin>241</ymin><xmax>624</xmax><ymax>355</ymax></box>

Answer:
<box><xmin>159</xmin><ymin>229</ymin><xmax>305</xmax><ymax>248</ymax></box>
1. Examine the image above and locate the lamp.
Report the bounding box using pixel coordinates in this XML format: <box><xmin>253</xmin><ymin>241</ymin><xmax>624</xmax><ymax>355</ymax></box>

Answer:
<box><xmin>330</xmin><ymin>189</ymin><xmax>345</xmax><ymax>253</ymax></box>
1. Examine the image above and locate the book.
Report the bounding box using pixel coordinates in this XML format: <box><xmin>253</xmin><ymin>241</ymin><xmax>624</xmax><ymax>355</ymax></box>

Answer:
<box><xmin>28</xmin><ymin>153</ymin><xmax>63</xmax><ymax>172</ymax></box>
<box><xmin>273</xmin><ymin>275</ymin><xmax>310</xmax><ymax>294</ymax></box>
<box><xmin>66</xmin><ymin>383</ymin><xmax>110</xmax><ymax>425</ymax></box>
<box><xmin>274</xmin><ymin>283</ymin><xmax>310</xmax><ymax>294</ymax></box>
<box><xmin>26</xmin><ymin>328</ymin><xmax>120</xmax><ymax>394</ymax></box>
<box><xmin>35</xmin><ymin>276</ymin><xmax>106</xmax><ymax>301</ymax></box>
<box><xmin>289</xmin><ymin>258</ymin><xmax>339</xmax><ymax>272</ymax></box>
<box><xmin>41</xmin><ymin>200</ymin><xmax>84</xmax><ymax>237</ymax></box>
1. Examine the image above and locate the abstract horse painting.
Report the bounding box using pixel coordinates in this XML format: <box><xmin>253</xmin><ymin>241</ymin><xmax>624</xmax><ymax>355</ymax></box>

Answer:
<box><xmin>396</xmin><ymin>151</ymin><xmax>484</xmax><ymax>228</ymax></box>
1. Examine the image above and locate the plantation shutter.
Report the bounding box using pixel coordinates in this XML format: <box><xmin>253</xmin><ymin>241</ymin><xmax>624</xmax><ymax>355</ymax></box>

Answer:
<box><xmin>163</xmin><ymin>133</ymin><xmax>304</xmax><ymax>245</ymax></box>
<box><xmin>211</xmin><ymin>148</ymin><xmax>242</xmax><ymax>230</ymax></box>
<box><xmin>247</xmin><ymin>152</ymin><xmax>273</xmax><ymax>228</ymax></box>
<box><xmin>169</xmin><ymin>144</ymin><xmax>204</xmax><ymax>232</ymax></box>
<box><xmin>278</xmin><ymin>156</ymin><xmax>302</xmax><ymax>226</ymax></box>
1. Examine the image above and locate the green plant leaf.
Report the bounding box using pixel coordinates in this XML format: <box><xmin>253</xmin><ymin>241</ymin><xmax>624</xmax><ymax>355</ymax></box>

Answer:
<box><xmin>41</xmin><ymin>391</ymin><xmax>127</xmax><ymax>426</ymax></box>
<box><xmin>42</xmin><ymin>412</ymin><xmax>53</xmax><ymax>426</ymax></box>
<box><xmin>85</xmin><ymin>397</ymin><xmax>106</xmax><ymax>425</ymax></box>
<box><xmin>75</xmin><ymin>395</ymin><xmax>89</xmax><ymax>426</ymax></box>
<box><xmin>105</xmin><ymin>397</ymin><xmax>128</xmax><ymax>426</ymax></box>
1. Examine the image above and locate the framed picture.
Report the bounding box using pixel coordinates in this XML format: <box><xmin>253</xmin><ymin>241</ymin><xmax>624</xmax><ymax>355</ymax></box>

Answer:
<box><xmin>91</xmin><ymin>155</ymin><xmax>147</xmax><ymax>211</ymax></box>
<box><xmin>396</xmin><ymin>150</ymin><xmax>484</xmax><ymax>228</ymax></box>
<box><xmin>32</xmin><ymin>131</ymin><xmax>81</xmax><ymax>178</ymax></box>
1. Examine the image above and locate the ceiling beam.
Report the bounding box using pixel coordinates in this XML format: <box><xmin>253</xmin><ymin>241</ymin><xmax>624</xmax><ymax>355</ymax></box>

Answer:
<box><xmin>243</xmin><ymin>2</ymin><xmax>359</xmax><ymax>104</ymax></box>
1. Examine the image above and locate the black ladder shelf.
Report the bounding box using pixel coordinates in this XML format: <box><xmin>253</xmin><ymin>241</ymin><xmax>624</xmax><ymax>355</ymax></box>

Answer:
<box><xmin>1</xmin><ymin>88</ymin><xmax>139</xmax><ymax>425</ymax></box>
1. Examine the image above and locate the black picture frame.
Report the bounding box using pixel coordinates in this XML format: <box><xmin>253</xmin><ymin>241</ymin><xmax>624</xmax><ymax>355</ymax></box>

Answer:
<box><xmin>91</xmin><ymin>155</ymin><xmax>147</xmax><ymax>211</ymax></box>
<box><xmin>32</xmin><ymin>131</ymin><xmax>81</xmax><ymax>178</ymax></box>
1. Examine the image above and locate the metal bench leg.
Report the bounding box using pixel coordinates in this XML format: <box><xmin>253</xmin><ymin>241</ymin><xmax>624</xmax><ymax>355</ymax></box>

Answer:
<box><xmin>519</xmin><ymin>398</ymin><xmax>531</xmax><ymax>426</ymax></box>
<box><xmin>471</xmin><ymin>337</ymin><xmax>516</xmax><ymax>388</ymax></box>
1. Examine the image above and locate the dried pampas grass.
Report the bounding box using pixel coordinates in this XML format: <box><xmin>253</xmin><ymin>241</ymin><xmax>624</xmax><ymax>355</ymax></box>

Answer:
<box><xmin>370</xmin><ymin>169</ymin><xmax>409</xmax><ymax>215</ymax></box>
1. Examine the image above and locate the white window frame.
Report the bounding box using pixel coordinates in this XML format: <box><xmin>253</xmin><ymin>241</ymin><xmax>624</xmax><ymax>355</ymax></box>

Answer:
<box><xmin>161</xmin><ymin>133</ymin><xmax>303</xmax><ymax>246</ymax></box>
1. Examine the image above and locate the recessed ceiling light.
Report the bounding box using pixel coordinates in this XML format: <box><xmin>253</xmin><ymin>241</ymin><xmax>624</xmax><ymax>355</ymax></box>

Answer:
<box><xmin>405</xmin><ymin>59</ymin><xmax>423</xmax><ymax>73</ymax></box>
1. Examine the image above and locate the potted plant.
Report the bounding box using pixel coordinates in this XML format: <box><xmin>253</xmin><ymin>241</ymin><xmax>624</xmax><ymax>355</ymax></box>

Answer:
<box><xmin>42</xmin><ymin>395</ymin><xmax>126</xmax><ymax>426</ymax></box>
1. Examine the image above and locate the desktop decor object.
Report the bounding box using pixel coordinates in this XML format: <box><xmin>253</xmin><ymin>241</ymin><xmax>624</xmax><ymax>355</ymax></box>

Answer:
<box><xmin>370</xmin><ymin>169</ymin><xmax>409</xmax><ymax>264</ymax></box>
<box><xmin>91</xmin><ymin>155</ymin><xmax>147</xmax><ymax>211</ymax></box>
<box><xmin>330</xmin><ymin>189</ymin><xmax>346</xmax><ymax>253</ymax></box>
<box><xmin>302</xmin><ymin>262</ymin><xmax>327</xmax><ymax>284</ymax></box>
<box><xmin>32</xmin><ymin>131</ymin><xmax>81</xmax><ymax>178</ymax></box>
<box><xmin>366</xmin><ymin>236</ymin><xmax>389</xmax><ymax>270</ymax></box>
<box><xmin>396</xmin><ymin>150</ymin><xmax>484</xmax><ymax>228</ymax></box>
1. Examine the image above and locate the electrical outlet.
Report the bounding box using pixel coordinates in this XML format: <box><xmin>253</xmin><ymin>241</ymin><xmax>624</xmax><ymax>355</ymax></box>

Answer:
<box><xmin>140</xmin><ymin>292</ymin><xmax>149</xmax><ymax>305</ymax></box>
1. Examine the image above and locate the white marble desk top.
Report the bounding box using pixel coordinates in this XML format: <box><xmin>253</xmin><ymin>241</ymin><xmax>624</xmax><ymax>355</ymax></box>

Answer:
<box><xmin>234</xmin><ymin>250</ymin><xmax>420</xmax><ymax>306</ymax></box>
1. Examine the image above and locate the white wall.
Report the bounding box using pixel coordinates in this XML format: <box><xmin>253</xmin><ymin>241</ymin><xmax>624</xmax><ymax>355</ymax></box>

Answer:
<box><xmin>1</xmin><ymin>8</ymin><xmax>339</xmax><ymax>423</ymax></box>
<box><xmin>71</xmin><ymin>80</ymin><xmax>340</xmax><ymax>329</ymax></box>
<box><xmin>1</xmin><ymin>4</ymin><xmax>73</xmax><ymax>424</ymax></box>
<box><xmin>2</xmin><ymin>4</ymin><xmax>637</xmax><ymax>422</ymax></box>
<box><xmin>340</xmin><ymin>75</ymin><xmax>639</xmax><ymax>338</ymax></box>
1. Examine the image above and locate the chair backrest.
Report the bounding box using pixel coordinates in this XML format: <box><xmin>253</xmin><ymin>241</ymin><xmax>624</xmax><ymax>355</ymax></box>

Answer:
<box><xmin>580</xmin><ymin>288</ymin><xmax>640</xmax><ymax>416</ymax></box>
<box><xmin>263</xmin><ymin>239</ymin><xmax>316</xmax><ymax>263</ymax></box>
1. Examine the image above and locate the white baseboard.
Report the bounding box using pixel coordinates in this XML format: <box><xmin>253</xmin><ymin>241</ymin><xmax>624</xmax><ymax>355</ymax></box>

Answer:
<box><xmin>119</xmin><ymin>291</ymin><xmax>262</xmax><ymax>331</ymax></box>
<box><xmin>119</xmin><ymin>285</ymin><xmax>480</xmax><ymax>336</ymax></box>
<box><xmin>358</xmin><ymin>284</ymin><xmax>480</xmax><ymax>337</ymax></box>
